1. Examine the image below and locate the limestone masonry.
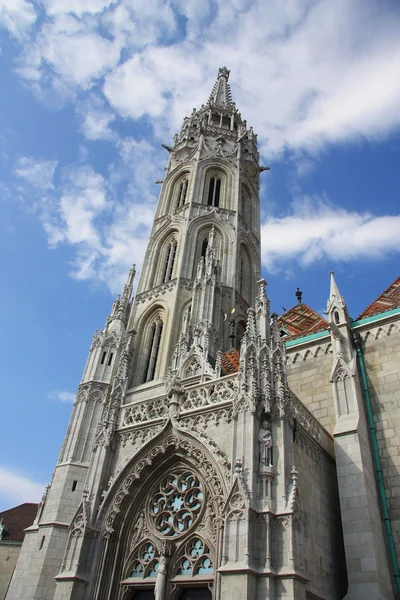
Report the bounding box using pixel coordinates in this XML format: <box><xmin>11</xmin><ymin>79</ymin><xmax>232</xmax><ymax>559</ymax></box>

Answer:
<box><xmin>6</xmin><ymin>68</ymin><xmax>400</xmax><ymax>600</ymax></box>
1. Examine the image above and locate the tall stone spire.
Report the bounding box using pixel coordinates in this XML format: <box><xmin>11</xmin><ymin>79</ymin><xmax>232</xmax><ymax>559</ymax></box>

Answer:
<box><xmin>208</xmin><ymin>66</ymin><xmax>234</xmax><ymax>107</ymax></box>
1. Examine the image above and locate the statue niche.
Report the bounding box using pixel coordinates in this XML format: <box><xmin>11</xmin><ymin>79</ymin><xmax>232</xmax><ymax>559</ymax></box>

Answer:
<box><xmin>258</xmin><ymin>419</ymin><xmax>273</xmax><ymax>474</ymax></box>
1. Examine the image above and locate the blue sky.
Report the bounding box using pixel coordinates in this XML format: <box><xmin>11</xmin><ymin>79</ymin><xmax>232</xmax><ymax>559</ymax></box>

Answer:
<box><xmin>0</xmin><ymin>0</ymin><xmax>399</xmax><ymax>510</ymax></box>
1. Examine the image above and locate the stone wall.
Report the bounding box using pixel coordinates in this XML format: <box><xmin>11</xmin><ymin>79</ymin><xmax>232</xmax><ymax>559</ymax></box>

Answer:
<box><xmin>360</xmin><ymin>318</ymin><xmax>400</xmax><ymax>566</ymax></box>
<box><xmin>293</xmin><ymin>433</ymin><xmax>347</xmax><ymax>600</ymax></box>
<box><xmin>286</xmin><ymin>336</ymin><xmax>336</xmax><ymax>433</ymax></box>
<box><xmin>0</xmin><ymin>544</ymin><xmax>20</xmax><ymax>600</ymax></box>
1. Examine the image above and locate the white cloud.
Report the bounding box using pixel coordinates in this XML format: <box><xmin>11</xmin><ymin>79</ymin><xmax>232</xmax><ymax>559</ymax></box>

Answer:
<box><xmin>15</xmin><ymin>157</ymin><xmax>57</xmax><ymax>190</ymax></box>
<box><xmin>78</xmin><ymin>96</ymin><xmax>116</xmax><ymax>140</ymax></box>
<box><xmin>15</xmin><ymin>141</ymin><xmax>161</xmax><ymax>293</ymax></box>
<box><xmin>0</xmin><ymin>0</ymin><xmax>37</xmax><ymax>40</ymax></box>
<box><xmin>261</xmin><ymin>196</ymin><xmax>400</xmax><ymax>270</ymax></box>
<box><xmin>0</xmin><ymin>466</ymin><xmax>45</xmax><ymax>506</ymax></box>
<box><xmin>17</xmin><ymin>15</ymin><xmax>121</xmax><ymax>93</ymax></box>
<box><xmin>49</xmin><ymin>390</ymin><xmax>76</xmax><ymax>403</ymax></box>
<box><xmin>42</xmin><ymin>0</ymin><xmax>115</xmax><ymax>17</ymax></box>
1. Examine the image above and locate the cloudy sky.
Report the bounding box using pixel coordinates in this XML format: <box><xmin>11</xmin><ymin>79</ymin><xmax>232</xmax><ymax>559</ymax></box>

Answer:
<box><xmin>1</xmin><ymin>0</ymin><xmax>399</xmax><ymax>510</ymax></box>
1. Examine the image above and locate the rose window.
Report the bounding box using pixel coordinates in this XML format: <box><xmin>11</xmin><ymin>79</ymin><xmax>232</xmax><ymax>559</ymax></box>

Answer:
<box><xmin>148</xmin><ymin>471</ymin><xmax>204</xmax><ymax>537</ymax></box>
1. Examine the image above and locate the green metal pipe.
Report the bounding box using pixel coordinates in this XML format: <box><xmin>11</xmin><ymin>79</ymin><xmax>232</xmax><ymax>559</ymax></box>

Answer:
<box><xmin>353</xmin><ymin>332</ymin><xmax>400</xmax><ymax>596</ymax></box>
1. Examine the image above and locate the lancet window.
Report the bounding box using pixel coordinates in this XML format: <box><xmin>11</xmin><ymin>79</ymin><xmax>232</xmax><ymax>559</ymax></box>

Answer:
<box><xmin>207</xmin><ymin>177</ymin><xmax>221</xmax><ymax>207</ymax></box>
<box><xmin>162</xmin><ymin>238</ymin><xmax>177</xmax><ymax>283</ymax></box>
<box><xmin>142</xmin><ymin>317</ymin><xmax>164</xmax><ymax>383</ymax></box>
<box><xmin>176</xmin><ymin>178</ymin><xmax>188</xmax><ymax>208</ymax></box>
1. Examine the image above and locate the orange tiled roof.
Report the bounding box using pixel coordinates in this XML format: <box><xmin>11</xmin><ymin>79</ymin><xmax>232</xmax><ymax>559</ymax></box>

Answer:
<box><xmin>221</xmin><ymin>349</ymin><xmax>240</xmax><ymax>374</ymax></box>
<box><xmin>357</xmin><ymin>276</ymin><xmax>400</xmax><ymax>320</ymax></box>
<box><xmin>278</xmin><ymin>303</ymin><xmax>328</xmax><ymax>341</ymax></box>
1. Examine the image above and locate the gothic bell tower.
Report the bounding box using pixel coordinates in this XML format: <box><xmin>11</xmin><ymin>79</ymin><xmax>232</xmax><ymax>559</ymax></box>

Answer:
<box><xmin>126</xmin><ymin>65</ymin><xmax>262</xmax><ymax>388</ymax></box>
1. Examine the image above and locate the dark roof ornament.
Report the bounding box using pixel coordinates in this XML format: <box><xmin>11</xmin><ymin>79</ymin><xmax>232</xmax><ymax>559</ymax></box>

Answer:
<box><xmin>295</xmin><ymin>287</ymin><xmax>302</xmax><ymax>304</ymax></box>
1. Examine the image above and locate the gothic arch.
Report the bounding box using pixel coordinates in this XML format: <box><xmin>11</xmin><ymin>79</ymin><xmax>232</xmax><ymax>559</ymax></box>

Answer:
<box><xmin>133</xmin><ymin>304</ymin><xmax>168</xmax><ymax>385</ymax></box>
<box><xmin>157</xmin><ymin>167</ymin><xmax>193</xmax><ymax>217</ymax></box>
<box><xmin>147</xmin><ymin>229</ymin><xmax>180</xmax><ymax>289</ymax></box>
<box><xmin>93</xmin><ymin>424</ymin><xmax>228</xmax><ymax>600</ymax></box>
<box><xmin>139</xmin><ymin>220</ymin><xmax>183</xmax><ymax>292</ymax></box>
<box><xmin>187</xmin><ymin>215</ymin><xmax>233</xmax><ymax>281</ymax></box>
<box><xmin>197</xmin><ymin>159</ymin><xmax>235</xmax><ymax>211</ymax></box>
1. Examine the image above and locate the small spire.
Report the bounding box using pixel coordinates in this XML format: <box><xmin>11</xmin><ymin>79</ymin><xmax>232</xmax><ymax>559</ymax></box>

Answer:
<box><xmin>329</xmin><ymin>270</ymin><xmax>341</xmax><ymax>303</ymax></box>
<box><xmin>327</xmin><ymin>270</ymin><xmax>348</xmax><ymax>324</ymax></box>
<box><xmin>208</xmin><ymin>67</ymin><xmax>234</xmax><ymax>107</ymax></box>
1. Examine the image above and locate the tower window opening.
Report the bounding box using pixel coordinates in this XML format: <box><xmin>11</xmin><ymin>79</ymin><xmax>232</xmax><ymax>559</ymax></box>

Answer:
<box><xmin>100</xmin><ymin>351</ymin><xmax>107</xmax><ymax>365</ymax></box>
<box><xmin>107</xmin><ymin>352</ymin><xmax>114</xmax><ymax>366</ymax></box>
<box><xmin>143</xmin><ymin>320</ymin><xmax>163</xmax><ymax>383</ymax></box>
<box><xmin>211</xmin><ymin>112</ymin><xmax>219</xmax><ymax>125</ymax></box>
<box><xmin>334</xmin><ymin>311</ymin><xmax>340</xmax><ymax>324</ymax></box>
<box><xmin>239</xmin><ymin>256</ymin><xmax>244</xmax><ymax>295</ymax></box>
<box><xmin>207</xmin><ymin>177</ymin><xmax>221</xmax><ymax>207</ymax></box>
<box><xmin>201</xmin><ymin>238</ymin><xmax>208</xmax><ymax>258</ymax></box>
<box><xmin>162</xmin><ymin>239</ymin><xmax>177</xmax><ymax>283</ymax></box>
<box><xmin>176</xmin><ymin>179</ymin><xmax>188</xmax><ymax>208</ymax></box>
<box><xmin>72</xmin><ymin>480</ymin><xmax>77</xmax><ymax>492</ymax></box>
<box><xmin>222</xmin><ymin>115</ymin><xmax>230</xmax><ymax>128</ymax></box>
<box><xmin>39</xmin><ymin>536</ymin><xmax>45</xmax><ymax>550</ymax></box>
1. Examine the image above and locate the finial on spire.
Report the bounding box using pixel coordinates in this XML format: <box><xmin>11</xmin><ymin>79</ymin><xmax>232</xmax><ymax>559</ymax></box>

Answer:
<box><xmin>208</xmin><ymin>67</ymin><xmax>234</xmax><ymax>107</ymax></box>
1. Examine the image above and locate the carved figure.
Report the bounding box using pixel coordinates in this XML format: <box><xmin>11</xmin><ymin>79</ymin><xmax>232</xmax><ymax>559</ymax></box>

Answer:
<box><xmin>154</xmin><ymin>555</ymin><xmax>167</xmax><ymax>600</ymax></box>
<box><xmin>258</xmin><ymin>420</ymin><xmax>273</xmax><ymax>468</ymax></box>
<box><xmin>131</xmin><ymin>511</ymin><xmax>145</xmax><ymax>548</ymax></box>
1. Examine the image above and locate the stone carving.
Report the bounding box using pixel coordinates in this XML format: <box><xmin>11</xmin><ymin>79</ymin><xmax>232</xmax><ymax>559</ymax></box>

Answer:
<box><xmin>180</xmin><ymin>406</ymin><xmax>232</xmax><ymax>430</ymax></box>
<box><xmin>154</xmin><ymin>555</ymin><xmax>167</xmax><ymax>600</ymax></box>
<box><xmin>117</xmin><ymin>425</ymin><xmax>164</xmax><ymax>450</ymax></box>
<box><xmin>122</xmin><ymin>397</ymin><xmax>169</xmax><ymax>427</ymax></box>
<box><xmin>130</xmin><ymin>511</ymin><xmax>146</xmax><ymax>550</ymax></box>
<box><xmin>136</xmin><ymin>280</ymin><xmax>177</xmax><ymax>304</ymax></box>
<box><xmin>258</xmin><ymin>420</ymin><xmax>273</xmax><ymax>470</ymax></box>
<box><xmin>180</xmin><ymin>379</ymin><xmax>235</xmax><ymax>411</ymax></box>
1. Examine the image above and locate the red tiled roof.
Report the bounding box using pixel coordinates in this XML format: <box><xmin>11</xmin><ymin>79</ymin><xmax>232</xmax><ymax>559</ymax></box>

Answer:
<box><xmin>357</xmin><ymin>276</ymin><xmax>400</xmax><ymax>320</ymax></box>
<box><xmin>221</xmin><ymin>349</ymin><xmax>240</xmax><ymax>374</ymax></box>
<box><xmin>0</xmin><ymin>503</ymin><xmax>38</xmax><ymax>542</ymax></box>
<box><xmin>278</xmin><ymin>303</ymin><xmax>328</xmax><ymax>341</ymax></box>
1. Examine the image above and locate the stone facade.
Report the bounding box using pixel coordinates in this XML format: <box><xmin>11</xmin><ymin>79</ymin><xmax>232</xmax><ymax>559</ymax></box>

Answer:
<box><xmin>6</xmin><ymin>69</ymin><xmax>400</xmax><ymax>600</ymax></box>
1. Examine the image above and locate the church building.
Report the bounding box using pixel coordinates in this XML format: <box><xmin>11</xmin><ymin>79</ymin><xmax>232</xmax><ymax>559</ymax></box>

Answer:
<box><xmin>6</xmin><ymin>68</ymin><xmax>400</xmax><ymax>600</ymax></box>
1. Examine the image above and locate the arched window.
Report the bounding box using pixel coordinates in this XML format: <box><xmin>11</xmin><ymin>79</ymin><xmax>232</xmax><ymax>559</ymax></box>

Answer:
<box><xmin>143</xmin><ymin>318</ymin><xmax>164</xmax><ymax>383</ymax></box>
<box><xmin>162</xmin><ymin>238</ymin><xmax>177</xmax><ymax>283</ymax></box>
<box><xmin>176</xmin><ymin>178</ymin><xmax>188</xmax><ymax>208</ymax></box>
<box><xmin>207</xmin><ymin>177</ymin><xmax>221</xmax><ymax>207</ymax></box>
